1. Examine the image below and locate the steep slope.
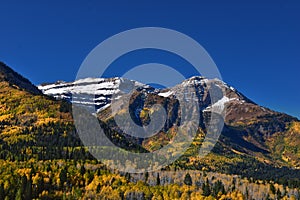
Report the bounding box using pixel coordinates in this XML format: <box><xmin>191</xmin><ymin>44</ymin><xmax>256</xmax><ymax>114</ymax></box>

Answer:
<box><xmin>0</xmin><ymin>62</ymin><xmax>41</xmax><ymax>95</ymax></box>
<box><xmin>0</xmin><ymin>63</ymin><xmax>82</xmax><ymax>161</ymax></box>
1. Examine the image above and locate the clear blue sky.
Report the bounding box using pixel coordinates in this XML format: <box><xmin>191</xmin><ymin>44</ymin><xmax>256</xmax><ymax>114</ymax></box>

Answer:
<box><xmin>0</xmin><ymin>0</ymin><xmax>299</xmax><ymax>118</ymax></box>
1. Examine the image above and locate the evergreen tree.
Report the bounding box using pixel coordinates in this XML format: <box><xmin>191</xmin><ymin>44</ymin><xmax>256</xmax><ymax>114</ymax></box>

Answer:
<box><xmin>24</xmin><ymin>178</ymin><xmax>32</xmax><ymax>200</ymax></box>
<box><xmin>245</xmin><ymin>187</ymin><xmax>249</xmax><ymax>199</ymax></box>
<box><xmin>270</xmin><ymin>183</ymin><xmax>276</xmax><ymax>194</ymax></box>
<box><xmin>15</xmin><ymin>188</ymin><xmax>22</xmax><ymax>200</ymax></box>
<box><xmin>156</xmin><ymin>173</ymin><xmax>160</xmax><ymax>186</ymax></box>
<box><xmin>125</xmin><ymin>172</ymin><xmax>131</xmax><ymax>183</ymax></box>
<box><xmin>37</xmin><ymin>176</ymin><xmax>44</xmax><ymax>195</ymax></box>
<box><xmin>202</xmin><ymin>178</ymin><xmax>211</xmax><ymax>196</ymax></box>
<box><xmin>212</xmin><ymin>180</ymin><xmax>225</xmax><ymax>197</ymax></box>
<box><xmin>276</xmin><ymin>188</ymin><xmax>282</xmax><ymax>199</ymax></box>
<box><xmin>59</xmin><ymin>167</ymin><xmax>68</xmax><ymax>188</ymax></box>
<box><xmin>20</xmin><ymin>175</ymin><xmax>27</xmax><ymax>195</ymax></box>
<box><xmin>0</xmin><ymin>183</ymin><xmax>5</xmax><ymax>200</ymax></box>
<box><xmin>184</xmin><ymin>173</ymin><xmax>192</xmax><ymax>186</ymax></box>
<box><xmin>144</xmin><ymin>172</ymin><xmax>149</xmax><ymax>184</ymax></box>
<box><xmin>96</xmin><ymin>184</ymin><xmax>101</xmax><ymax>193</ymax></box>
<box><xmin>231</xmin><ymin>178</ymin><xmax>236</xmax><ymax>191</ymax></box>
<box><xmin>80</xmin><ymin>164</ymin><xmax>86</xmax><ymax>176</ymax></box>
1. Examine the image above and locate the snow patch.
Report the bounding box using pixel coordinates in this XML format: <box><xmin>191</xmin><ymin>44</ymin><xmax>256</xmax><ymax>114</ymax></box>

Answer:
<box><xmin>204</xmin><ymin>96</ymin><xmax>238</xmax><ymax>114</ymax></box>
<box><xmin>97</xmin><ymin>104</ymin><xmax>110</xmax><ymax>112</ymax></box>
<box><xmin>158</xmin><ymin>91</ymin><xmax>173</xmax><ymax>97</ymax></box>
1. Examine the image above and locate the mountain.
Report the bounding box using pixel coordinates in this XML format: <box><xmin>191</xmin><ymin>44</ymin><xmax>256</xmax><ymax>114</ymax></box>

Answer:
<box><xmin>2</xmin><ymin>62</ymin><xmax>300</xmax><ymax>198</ymax></box>
<box><xmin>40</xmin><ymin>75</ymin><xmax>300</xmax><ymax>177</ymax></box>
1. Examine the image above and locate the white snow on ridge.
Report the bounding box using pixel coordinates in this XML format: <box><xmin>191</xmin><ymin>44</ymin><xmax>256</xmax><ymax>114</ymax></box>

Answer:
<box><xmin>39</xmin><ymin>81</ymin><xmax>120</xmax><ymax>96</ymax></box>
<box><xmin>38</xmin><ymin>76</ymin><xmax>244</xmax><ymax>115</ymax></box>
<box><xmin>38</xmin><ymin>77</ymin><xmax>148</xmax><ymax>96</ymax></box>
<box><xmin>38</xmin><ymin>77</ymin><xmax>151</xmax><ymax>113</ymax></box>
<box><xmin>204</xmin><ymin>96</ymin><xmax>239</xmax><ymax>114</ymax></box>
<box><xmin>73</xmin><ymin>77</ymin><xmax>105</xmax><ymax>84</ymax></box>
<box><xmin>158</xmin><ymin>91</ymin><xmax>173</xmax><ymax>97</ymax></box>
<box><xmin>180</xmin><ymin>76</ymin><xmax>208</xmax><ymax>87</ymax></box>
<box><xmin>97</xmin><ymin>104</ymin><xmax>110</xmax><ymax>112</ymax></box>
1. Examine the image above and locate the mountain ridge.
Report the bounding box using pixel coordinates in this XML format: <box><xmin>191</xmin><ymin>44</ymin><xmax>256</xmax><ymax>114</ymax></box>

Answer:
<box><xmin>0</xmin><ymin>61</ymin><xmax>41</xmax><ymax>95</ymax></box>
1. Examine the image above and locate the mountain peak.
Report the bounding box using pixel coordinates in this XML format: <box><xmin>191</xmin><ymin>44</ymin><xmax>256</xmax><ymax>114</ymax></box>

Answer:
<box><xmin>0</xmin><ymin>62</ymin><xmax>41</xmax><ymax>95</ymax></box>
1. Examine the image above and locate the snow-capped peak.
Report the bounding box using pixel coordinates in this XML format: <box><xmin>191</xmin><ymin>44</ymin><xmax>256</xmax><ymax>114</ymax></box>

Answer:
<box><xmin>38</xmin><ymin>76</ymin><xmax>247</xmax><ymax>114</ymax></box>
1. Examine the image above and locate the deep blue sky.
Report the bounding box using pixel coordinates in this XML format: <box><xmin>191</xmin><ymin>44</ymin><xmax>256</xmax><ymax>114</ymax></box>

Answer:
<box><xmin>0</xmin><ymin>0</ymin><xmax>299</xmax><ymax>118</ymax></box>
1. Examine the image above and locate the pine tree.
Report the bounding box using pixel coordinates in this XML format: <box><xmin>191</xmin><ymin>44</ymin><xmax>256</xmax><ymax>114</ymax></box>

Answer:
<box><xmin>24</xmin><ymin>178</ymin><xmax>32</xmax><ymax>200</ymax></box>
<box><xmin>202</xmin><ymin>178</ymin><xmax>211</xmax><ymax>196</ymax></box>
<box><xmin>245</xmin><ymin>187</ymin><xmax>249</xmax><ymax>199</ymax></box>
<box><xmin>96</xmin><ymin>184</ymin><xmax>101</xmax><ymax>193</ymax></box>
<box><xmin>156</xmin><ymin>173</ymin><xmax>160</xmax><ymax>186</ymax></box>
<box><xmin>276</xmin><ymin>188</ymin><xmax>282</xmax><ymax>199</ymax></box>
<box><xmin>15</xmin><ymin>188</ymin><xmax>22</xmax><ymax>200</ymax></box>
<box><xmin>144</xmin><ymin>172</ymin><xmax>149</xmax><ymax>184</ymax></box>
<box><xmin>59</xmin><ymin>167</ymin><xmax>68</xmax><ymax>188</ymax></box>
<box><xmin>212</xmin><ymin>180</ymin><xmax>225</xmax><ymax>197</ymax></box>
<box><xmin>270</xmin><ymin>183</ymin><xmax>276</xmax><ymax>194</ymax></box>
<box><xmin>80</xmin><ymin>164</ymin><xmax>86</xmax><ymax>176</ymax></box>
<box><xmin>231</xmin><ymin>178</ymin><xmax>236</xmax><ymax>191</ymax></box>
<box><xmin>0</xmin><ymin>183</ymin><xmax>5</xmax><ymax>200</ymax></box>
<box><xmin>125</xmin><ymin>172</ymin><xmax>131</xmax><ymax>183</ymax></box>
<box><xmin>184</xmin><ymin>173</ymin><xmax>192</xmax><ymax>186</ymax></box>
<box><xmin>37</xmin><ymin>176</ymin><xmax>44</xmax><ymax>195</ymax></box>
<box><xmin>20</xmin><ymin>175</ymin><xmax>27</xmax><ymax>195</ymax></box>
